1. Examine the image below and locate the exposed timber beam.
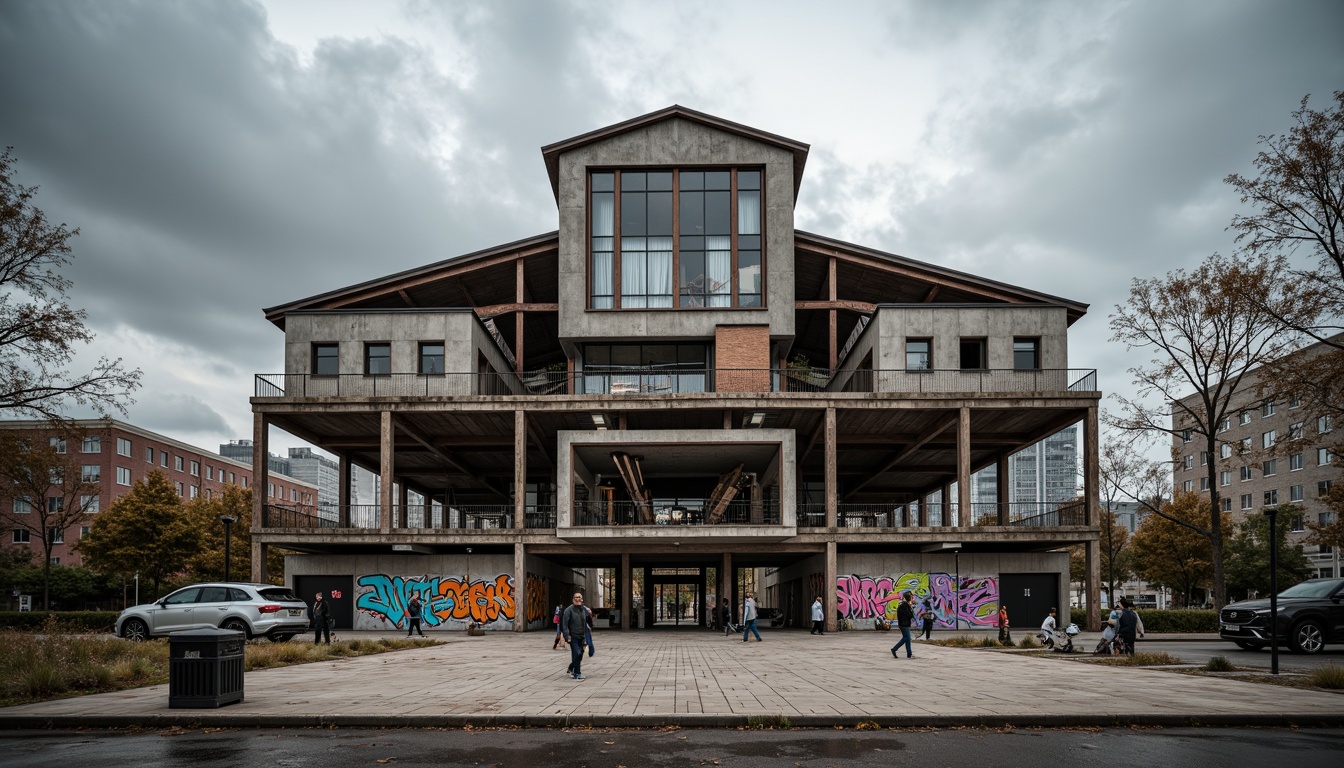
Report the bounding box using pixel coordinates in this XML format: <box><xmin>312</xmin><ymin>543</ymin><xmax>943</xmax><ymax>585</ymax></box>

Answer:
<box><xmin>845</xmin><ymin>413</ymin><xmax>959</xmax><ymax>498</ymax></box>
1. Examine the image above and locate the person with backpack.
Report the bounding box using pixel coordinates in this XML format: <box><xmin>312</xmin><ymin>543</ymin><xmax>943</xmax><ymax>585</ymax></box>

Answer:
<box><xmin>406</xmin><ymin>593</ymin><xmax>425</xmax><ymax>637</ymax></box>
<box><xmin>920</xmin><ymin>599</ymin><xmax>936</xmax><ymax>640</ymax></box>
<box><xmin>1117</xmin><ymin>598</ymin><xmax>1140</xmax><ymax>655</ymax></box>
<box><xmin>889</xmin><ymin>592</ymin><xmax>916</xmax><ymax>658</ymax></box>
<box><xmin>552</xmin><ymin>604</ymin><xmax>565</xmax><ymax>649</ymax></box>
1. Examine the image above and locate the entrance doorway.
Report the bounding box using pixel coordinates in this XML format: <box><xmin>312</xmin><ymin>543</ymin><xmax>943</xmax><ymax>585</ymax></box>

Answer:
<box><xmin>648</xmin><ymin>568</ymin><xmax>708</xmax><ymax>627</ymax></box>
<box><xmin>998</xmin><ymin>573</ymin><xmax>1059</xmax><ymax>634</ymax></box>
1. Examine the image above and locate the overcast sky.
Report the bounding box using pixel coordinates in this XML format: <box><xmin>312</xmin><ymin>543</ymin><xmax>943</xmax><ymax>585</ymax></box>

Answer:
<box><xmin>1</xmin><ymin>0</ymin><xmax>1342</xmax><ymax>458</ymax></box>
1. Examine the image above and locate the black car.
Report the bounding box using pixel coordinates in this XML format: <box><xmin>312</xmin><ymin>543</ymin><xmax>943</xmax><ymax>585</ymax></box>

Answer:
<box><xmin>1219</xmin><ymin>577</ymin><xmax>1344</xmax><ymax>654</ymax></box>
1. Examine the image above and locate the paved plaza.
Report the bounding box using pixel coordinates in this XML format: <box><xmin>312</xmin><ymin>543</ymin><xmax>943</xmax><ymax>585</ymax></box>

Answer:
<box><xmin>2</xmin><ymin>630</ymin><xmax>1342</xmax><ymax>728</ymax></box>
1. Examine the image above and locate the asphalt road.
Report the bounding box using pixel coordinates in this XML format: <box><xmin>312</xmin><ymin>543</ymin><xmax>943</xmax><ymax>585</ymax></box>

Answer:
<box><xmin>1137</xmin><ymin>640</ymin><xmax>1344</xmax><ymax>672</ymax></box>
<box><xmin>2</xmin><ymin>727</ymin><xmax>1342</xmax><ymax>767</ymax></box>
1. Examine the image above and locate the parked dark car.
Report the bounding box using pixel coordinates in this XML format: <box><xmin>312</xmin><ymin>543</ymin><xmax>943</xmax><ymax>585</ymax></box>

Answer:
<box><xmin>1219</xmin><ymin>577</ymin><xmax>1344</xmax><ymax>654</ymax></box>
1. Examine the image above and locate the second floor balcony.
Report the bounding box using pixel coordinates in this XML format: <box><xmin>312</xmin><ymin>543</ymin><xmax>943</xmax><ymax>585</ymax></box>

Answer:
<box><xmin>254</xmin><ymin>367</ymin><xmax>1097</xmax><ymax>399</ymax></box>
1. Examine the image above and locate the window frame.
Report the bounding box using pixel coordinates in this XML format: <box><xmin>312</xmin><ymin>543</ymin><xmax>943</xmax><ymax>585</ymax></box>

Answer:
<box><xmin>1012</xmin><ymin>338</ymin><xmax>1041</xmax><ymax>370</ymax></box>
<box><xmin>419</xmin><ymin>342</ymin><xmax>445</xmax><ymax>375</ymax></box>
<box><xmin>959</xmin><ymin>338</ymin><xmax>987</xmax><ymax>370</ymax></box>
<box><xmin>364</xmin><ymin>342</ymin><xmax>392</xmax><ymax>376</ymax></box>
<box><xmin>905</xmin><ymin>338</ymin><xmax>932</xmax><ymax>371</ymax></box>
<box><xmin>587</xmin><ymin>167</ymin><xmax>766</xmax><ymax>311</ymax></box>
<box><xmin>312</xmin><ymin>343</ymin><xmax>339</xmax><ymax>376</ymax></box>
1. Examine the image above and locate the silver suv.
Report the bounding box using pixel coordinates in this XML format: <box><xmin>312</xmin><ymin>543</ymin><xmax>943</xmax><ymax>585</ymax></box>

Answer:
<box><xmin>116</xmin><ymin>583</ymin><xmax>310</xmax><ymax>642</ymax></box>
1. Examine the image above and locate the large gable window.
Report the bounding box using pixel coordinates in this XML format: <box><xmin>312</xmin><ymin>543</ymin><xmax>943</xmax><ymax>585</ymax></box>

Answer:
<box><xmin>589</xmin><ymin>168</ymin><xmax>763</xmax><ymax>310</ymax></box>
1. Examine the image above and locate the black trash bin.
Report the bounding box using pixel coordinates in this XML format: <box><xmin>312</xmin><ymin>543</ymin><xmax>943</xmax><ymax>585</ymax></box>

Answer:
<box><xmin>168</xmin><ymin>628</ymin><xmax>245</xmax><ymax>708</ymax></box>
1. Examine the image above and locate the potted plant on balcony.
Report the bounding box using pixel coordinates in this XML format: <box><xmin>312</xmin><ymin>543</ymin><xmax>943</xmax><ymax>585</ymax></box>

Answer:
<box><xmin>786</xmin><ymin>354</ymin><xmax>828</xmax><ymax>390</ymax></box>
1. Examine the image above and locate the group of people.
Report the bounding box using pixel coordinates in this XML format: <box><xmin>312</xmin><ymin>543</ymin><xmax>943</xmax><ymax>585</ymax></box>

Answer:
<box><xmin>1096</xmin><ymin>597</ymin><xmax>1145</xmax><ymax>655</ymax></box>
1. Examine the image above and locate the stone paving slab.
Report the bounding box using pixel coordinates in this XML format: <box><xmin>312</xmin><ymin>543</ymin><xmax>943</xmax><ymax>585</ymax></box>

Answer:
<box><xmin>1</xmin><ymin>631</ymin><xmax>1342</xmax><ymax>729</ymax></box>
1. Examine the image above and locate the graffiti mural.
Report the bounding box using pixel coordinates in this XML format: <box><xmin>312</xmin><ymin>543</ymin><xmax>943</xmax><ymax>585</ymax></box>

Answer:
<box><xmin>836</xmin><ymin>573</ymin><xmax>999</xmax><ymax>629</ymax></box>
<box><xmin>355</xmin><ymin>573</ymin><xmax>516</xmax><ymax>630</ymax></box>
<box><xmin>525</xmin><ymin>573</ymin><xmax>548</xmax><ymax>626</ymax></box>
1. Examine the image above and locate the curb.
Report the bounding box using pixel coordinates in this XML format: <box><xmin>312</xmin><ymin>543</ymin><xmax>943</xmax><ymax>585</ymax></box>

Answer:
<box><xmin>3</xmin><ymin>712</ymin><xmax>1344</xmax><ymax>731</ymax></box>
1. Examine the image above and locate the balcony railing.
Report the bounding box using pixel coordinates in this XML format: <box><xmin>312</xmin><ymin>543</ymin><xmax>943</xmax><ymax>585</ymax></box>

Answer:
<box><xmin>260</xmin><ymin>504</ymin><xmax>557</xmax><ymax>530</ymax></box>
<box><xmin>794</xmin><ymin>500</ymin><xmax>1091</xmax><ymax>528</ymax></box>
<box><xmin>571</xmin><ymin>499</ymin><xmax>781</xmax><ymax>526</ymax></box>
<box><xmin>255</xmin><ymin>367</ymin><xmax>1097</xmax><ymax>398</ymax></box>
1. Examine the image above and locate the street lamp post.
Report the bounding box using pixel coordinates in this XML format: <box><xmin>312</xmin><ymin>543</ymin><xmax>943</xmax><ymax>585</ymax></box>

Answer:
<box><xmin>1263</xmin><ymin>505</ymin><xmax>1279</xmax><ymax>676</ymax></box>
<box><xmin>220</xmin><ymin>515</ymin><xmax>237</xmax><ymax>583</ymax></box>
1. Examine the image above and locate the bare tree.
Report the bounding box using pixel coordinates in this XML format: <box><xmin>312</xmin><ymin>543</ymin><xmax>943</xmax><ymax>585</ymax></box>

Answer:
<box><xmin>0</xmin><ymin>424</ymin><xmax>101</xmax><ymax>608</ymax></box>
<box><xmin>1108</xmin><ymin>252</ymin><xmax>1310</xmax><ymax>608</ymax></box>
<box><xmin>0</xmin><ymin>148</ymin><xmax>141</xmax><ymax>419</ymax></box>
<box><xmin>1227</xmin><ymin>92</ymin><xmax>1344</xmax><ymax>419</ymax></box>
<box><xmin>1096</xmin><ymin>435</ymin><xmax>1169</xmax><ymax>604</ymax></box>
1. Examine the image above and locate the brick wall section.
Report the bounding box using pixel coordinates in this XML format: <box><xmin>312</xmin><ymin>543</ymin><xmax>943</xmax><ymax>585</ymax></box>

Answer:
<box><xmin>715</xmin><ymin>325</ymin><xmax>771</xmax><ymax>392</ymax></box>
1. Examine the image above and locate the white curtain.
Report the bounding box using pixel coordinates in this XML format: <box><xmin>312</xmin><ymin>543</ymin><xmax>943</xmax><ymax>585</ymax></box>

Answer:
<box><xmin>648</xmin><ymin>237</ymin><xmax>673</xmax><ymax>307</ymax></box>
<box><xmin>591</xmin><ymin>193</ymin><xmax>615</xmax><ymax>307</ymax></box>
<box><xmin>622</xmin><ymin>251</ymin><xmax>647</xmax><ymax>307</ymax></box>
<box><xmin>706</xmin><ymin>236</ymin><xmax>731</xmax><ymax>307</ymax></box>
<box><xmin>592</xmin><ymin>194</ymin><xmax>614</xmax><ymax>236</ymax></box>
<box><xmin>737</xmin><ymin>191</ymin><xmax>761</xmax><ymax>235</ymax></box>
<box><xmin>591</xmin><ymin>251</ymin><xmax>613</xmax><ymax>308</ymax></box>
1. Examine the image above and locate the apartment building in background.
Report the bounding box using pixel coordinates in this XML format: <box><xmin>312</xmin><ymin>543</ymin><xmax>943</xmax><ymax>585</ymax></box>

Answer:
<box><xmin>249</xmin><ymin>106</ymin><xmax>1104</xmax><ymax>634</ymax></box>
<box><xmin>1172</xmin><ymin>334</ymin><xmax>1343</xmax><ymax>580</ymax></box>
<box><xmin>1</xmin><ymin>419</ymin><xmax>316</xmax><ymax>567</ymax></box>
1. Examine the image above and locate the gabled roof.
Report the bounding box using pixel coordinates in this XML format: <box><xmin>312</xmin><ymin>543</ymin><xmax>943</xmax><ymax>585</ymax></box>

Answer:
<box><xmin>540</xmin><ymin>105</ymin><xmax>811</xmax><ymax>202</ymax></box>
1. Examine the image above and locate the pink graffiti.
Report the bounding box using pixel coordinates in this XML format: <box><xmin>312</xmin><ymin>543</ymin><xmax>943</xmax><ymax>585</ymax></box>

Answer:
<box><xmin>836</xmin><ymin>573</ymin><xmax>999</xmax><ymax>628</ymax></box>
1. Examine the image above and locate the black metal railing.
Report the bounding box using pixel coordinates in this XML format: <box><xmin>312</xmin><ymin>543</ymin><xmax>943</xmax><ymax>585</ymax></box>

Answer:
<box><xmin>839</xmin><ymin>368</ymin><xmax>1098</xmax><ymax>394</ymax></box>
<box><xmin>570</xmin><ymin>499</ymin><xmax>781</xmax><ymax>526</ymax></box>
<box><xmin>260</xmin><ymin>503</ymin><xmax>555</xmax><ymax>530</ymax></box>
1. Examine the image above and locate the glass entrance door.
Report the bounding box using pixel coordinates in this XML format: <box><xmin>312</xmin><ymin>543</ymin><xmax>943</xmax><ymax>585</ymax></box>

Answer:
<box><xmin>653</xmin><ymin>581</ymin><xmax>702</xmax><ymax>626</ymax></box>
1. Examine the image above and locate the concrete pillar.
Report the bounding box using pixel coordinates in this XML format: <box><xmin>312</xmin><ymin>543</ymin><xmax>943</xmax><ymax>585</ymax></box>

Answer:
<box><xmin>720</xmin><ymin>552</ymin><xmax>733</xmax><ymax>627</ymax></box>
<box><xmin>338</xmin><ymin>456</ymin><xmax>351</xmax><ymax>528</ymax></box>
<box><xmin>514</xmin><ymin>410</ymin><xmax>527</xmax><ymax>530</ymax></box>
<box><xmin>1084</xmin><ymin>408</ymin><xmax>1099</xmax><ymax>526</ymax></box>
<box><xmin>514</xmin><ymin>541</ymin><xmax>526</xmax><ymax>632</ymax></box>
<box><xmin>380</xmin><ymin>411</ymin><xmax>394</xmax><ymax>534</ymax></box>
<box><xmin>941</xmin><ymin>483</ymin><xmax>953</xmax><ymax>527</ymax></box>
<box><xmin>996</xmin><ymin>452</ymin><xmax>1011</xmax><ymax>525</ymax></box>
<box><xmin>824</xmin><ymin>407</ymin><xmax>837</xmax><ymax>529</ymax></box>
<box><xmin>251</xmin><ymin>540</ymin><xmax>267</xmax><ymax>583</ymax></box>
<box><xmin>824</xmin><ymin>541</ymin><xmax>838</xmax><ymax>632</ymax></box>
<box><xmin>957</xmin><ymin>407</ymin><xmax>971</xmax><ymax>528</ymax></box>
<box><xmin>620</xmin><ymin>553</ymin><xmax>631</xmax><ymax>631</ymax></box>
<box><xmin>398</xmin><ymin>482</ymin><xmax>409</xmax><ymax>529</ymax></box>
<box><xmin>1086</xmin><ymin>539</ymin><xmax>1102</xmax><ymax>631</ymax></box>
<box><xmin>251</xmin><ymin>412</ymin><xmax>268</xmax><ymax>534</ymax></box>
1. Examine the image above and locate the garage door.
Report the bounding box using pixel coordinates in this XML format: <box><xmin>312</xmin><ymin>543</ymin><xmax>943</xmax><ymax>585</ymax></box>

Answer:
<box><xmin>998</xmin><ymin>573</ymin><xmax>1059</xmax><ymax>635</ymax></box>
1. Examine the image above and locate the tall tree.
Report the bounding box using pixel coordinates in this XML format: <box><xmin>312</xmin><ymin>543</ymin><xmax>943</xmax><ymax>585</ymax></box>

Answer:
<box><xmin>1304</xmin><ymin>480</ymin><xmax>1344</xmax><ymax>551</ymax></box>
<box><xmin>181</xmin><ymin>485</ymin><xmax>282</xmax><ymax>584</ymax></box>
<box><xmin>76</xmin><ymin>470</ymin><xmax>199</xmax><ymax>600</ymax></box>
<box><xmin>1096</xmin><ymin>434</ymin><xmax>1166</xmax><ymax>601</ymax></box>
<box><xmin>0</xmin><ymin>425</ymin><xmax>102</xmax><ymax>608</ymax></box>
<box><xmin>0</xmin><ymin>148</ymin><xmax>141</xmax><ymax>419</ymax></box>
<box><xmin>1224</xmin><ymin>506</ymin><xmax>1315</xmax><ymax>601</ymax></box>
<box><xmin>1131</xmin><ymin>492</ymin><xmax>1228</xmax><ymax>608</ymax></box>
<box><xmin>1109</xmin><ymin>251</ymin><xmax>1310</xmax><ymax>608</ymax></box>
<box><xmin>1226</xmin><ymin>92</ymin><xmax>1344</xmax><ymax>419</ymax></box>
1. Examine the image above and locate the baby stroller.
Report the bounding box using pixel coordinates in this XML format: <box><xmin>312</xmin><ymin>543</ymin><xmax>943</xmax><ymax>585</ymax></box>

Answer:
<box><xmin>1093</xmin><ymin>620</ymin><xmax>1126</xmax><ymax>655</ymax></box>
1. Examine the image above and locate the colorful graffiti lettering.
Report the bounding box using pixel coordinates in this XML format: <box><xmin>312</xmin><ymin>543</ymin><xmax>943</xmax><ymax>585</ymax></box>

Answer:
<box><xmin>356</xmin><ymin>574</ymin><xmax>516</xmax><ymax>629</ymax></box>
<box><xmin>525</xmin><ymin>573</ymin><xmax>547</xmax><ymax>625</ymax></box>
<box><xmin>836</xmin><ymin>573</ymin><xmax>999</xmax><ymax>628</ymax></box>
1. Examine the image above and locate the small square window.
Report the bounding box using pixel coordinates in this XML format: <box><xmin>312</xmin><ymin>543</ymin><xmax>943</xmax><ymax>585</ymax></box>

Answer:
<box><xmin>1182</xmin><ymin>429</ymin><xmax>1193</xmax><ymax>443</ymax></box>
<box><xmin>1218</xmin><ymin>418</ymin><xmax>1230</xmax><ymax>433</ymax></box>
<box><xmin>1290</xmin><ymin>453</ymin><xmax>1303</xmax><ymax>471</ymax></box>
<box><xmin>1200</xmin><ymin>451</ymin><xmax>1209</xmax><ymax>466</ymax></box>
<box><xmin>1220</xmin><ymin>470</ymin><xmax>1231</xmax><ymax>486</ymax></box>
<box><xmin>1199</xmin><ymin>477</ymin><xmax>1209</xmax><ymax>491</ymax></box>
<box><xmin>161</xmin><ymin>450</ymin><xmax>169</xmax><ymax>467</ymax></box>
<box><xmin>419</xmin><ymin>343</ymin><xmax>445</xmax><ymax>375</ymax></box>
<box><xmin>1239</xmin><ymin>411</ymin><xmax>1252</xmax><ymax>425</ymax></box>
<box><xmin>1319</xmin><ymin>480</ymin><xmax>1333</xmax><ymax>498</ymax></box>
<box><xmin>1288</xmin><ymin>422</ymin><xmax>1303</xmax><ymax>440</ymax></box>
<box><xmin>1288</xmin><ymin>393</ymin><xmax>1301</xmax><ymax>409</ymax></box>
<box><xmin>1219</xmin><ymin>444</ymin><xmax>1232</xmax><ymax>459</ymax></box>
<box><xmin>174</xmin><ymin>456</ymin><xmax>184</xmax><ymax>472</ymax></box>
<box><xmin>1183</xmin><ymin>480</ymin><xmax>1194</xmax><ymax>493</ymax></box>
<box><xmin>82</xmin><ymin>436</ymin><xmax>101</xmax><ymax>453</ymax></box>
<box><xmin>1320</xmin><ymin>448</ymin><xmax>1334</xmax><ymax>466</ymax></box>
<box><xmin>12</xmin><ymin>529</ymin><xmax>30</xmax><ymax>544</ymax></box>
<box><xmin>959</xmin><ymin>339</ymin><xmax>986</xmax><ymax>370</ymax></box>
<box><xmin>1263</xmin><ymin>489</ymin><xmax>1279</xmax><ymax>506</ymax></box>
<box><xmin>905</xmin><ymin>339</ymin><xmax>931</xmax><ymax>371</ymax></box>
<box><xmin>116</xmin><ymin>437</ymin><xmax>132</xmax><ymax>456</ymax></box>
<box><xmin>1290</xmin><ymin>484</ymin><xmax>1304</xmax><ymax>502</ymax></box>
<box><xmin>365</xmin><ymin>343</ymin><xmax>392</xmax><ymax>375</ymax></box>
<box><xmin>81</xmin><ymin>465</ymin><xmax>100</xmax><ymax>482</ymax></box>
<box><xmin>1262</xmin><ymin>401</ymin><xmax>1277</xmax><ymax>417</ymax></box>
<box><xmin>1240</xmin><ymin>466</ymin><xmax>1253</xmax><ymax>481</ymax></box>
<box><xmin>1221</xmin><ymin>497</ymin><xmax>1232</xmax><ymax>511</ymax></box>
<box><xmin>1262</xmin><ymin>430</ymin><xmax>1276</xmax><ymax>449</ymax></box>
<box><xmin>13</xmin><ymin>497</ymin><xmax>32</xmax><ymax>515</ymax></box>
<box><xmin>1013</xmin><ymin>338</ymin><xmax>1040</xmax><ymax>370</ymax></box>
<box><xmin>1263</xmin><ymin>459</ymin><xmax>1277</xmax><ymax>477</ymax></box>
<box><xmin>1182</xmin><ymin>455</ymin><xmax>1193</xmax><ymax>470</ymax></box>
<box><xmin>1240</xmin><ymin>494</ymin><xmax>1253</xmax><ymax>510</ymax></box>
<box><xmin>48</xmin><ymin>527</ymin><xmax>64</xmax><ymax>544</ymax></box>
<box><xmin>116</xmin><ymin>467</ymin><xmax>131</xmax><ymax>486</ymax></box>
<box><xmin>145</xmin><ymin>447</ymin><xmax>154</xmax><ymax>463</ymax></box>
<box><xmin>50</xmin><ymin>437</ymin><xmax>66</xmax><ymax>454</ymax></box>
<box><xmin>175</xmin><ymin>482</ymin><xmax>184</xmax><ymax>497</ymax></box>
<box><xmin>1319</xmin><ymin>415</ymin><xmax>1333</xmax><ymax>433</ymax></box>
<box><xmin>80</xmin><ymin>494</ymin><xmax>99</xmax><ymax>514</ymax></box>
<box><xmin>313</xmin><ymin>343</ymin><xmax>339</xmax><ymax>376</ymax></box>
<box><xmin>189</xmin><ymin>460</ymin><xmax>200</xmax><ymax>477</ymax></box>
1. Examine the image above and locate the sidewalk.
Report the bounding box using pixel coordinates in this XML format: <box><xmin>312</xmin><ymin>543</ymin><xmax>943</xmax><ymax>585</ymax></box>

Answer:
<box><xmin>1</xmin><ymin>630</ymin><xmax>1340</xmax><ymax>729</ymax></box>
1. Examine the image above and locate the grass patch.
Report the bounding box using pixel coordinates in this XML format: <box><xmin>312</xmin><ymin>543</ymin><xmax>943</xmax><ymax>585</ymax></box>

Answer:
<box><xmin>1018</xmin><ymin>635</ymin><xmax>1040</xmax><ymax>649</ymax></box>
<box><xmin>1203</xmin><ymin>655</ymin><xmax>1235</xmax><ymax>672</ymax></box>
<box><xmin>1307</xmin><ymin>665</ymin><xmax>1344</xmax><ymax>690</ymax></box>
<box><xmin>928</xmin><ymin>635</ymin><xmax>1007</xmax><ymax>648</ymax></box>
<box><xmin>746</xmin><ymin>715</ymin><xmax>791</xmax><ymax>730</ymax></box>
<box><xmin>1100</xmin><ymin>651</ymin><xmax>1183</xmax><ymax>667</ymax></box>
<box><xmin>0</xmin><ymin>627</ymin><xmax>439</xmax><ymax>707</ymax></box>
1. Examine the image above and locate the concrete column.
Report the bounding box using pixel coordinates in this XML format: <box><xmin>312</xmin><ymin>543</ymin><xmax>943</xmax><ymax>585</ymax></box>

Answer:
<box><xmin>720</xmin><ymin>552</ymin><xmax>733</xmax><ymax>627</ymax></box>
<box><xmin>957</xmin><ymin>407</ymin><xmax>971</xmax><ymax>528</ymax></box>
<box><xmin>941</xmin><ymin>482</ymin><xmax>953</xmax><ymax>527</ymax></box>
<box><xmin>620</xmin><ymin>553</ymin><xmax>631</xmax><ymax>631</ymax></box>
<box><xmin>1084</xmin><ymin>408</ymin><xmax>1099</xmax><ymax>527</ymax></box>
<box><xmin>824</xmin><ymin>541</ymin><xmax>838</xmax><ymax>632</ymax></box>
<box><xmin>380</xmin><ymin>411</ymin><xmax>394</xmax><ymax>534</ymax></box>
<box><xmin>338</xmin><ymin>456</ymin><xmax>351</xmax><ymax>528</ymax></box>
<box><xmin>514</xmin><ymin>541</ymin><xmax>526</xmax><ymax>632</ymax></box>
<box><xmin>251</xmin><ymin>413</ymin><xmax>268</xmax><ymax>534</ymax></box>
<box><xmin>824</xmin><ymin>407</ymin><xmax>837</xmax><ymax>529</ymax></box>
<box><xmin>1086</xmin><ymin>539</ymin><xmax>1102</xmax><ymax>631</ymax></box>
<box><xmin>398</xmin><ymin>482</ymin><xmax>409</xmax><ymax>529</ymax></box>
<box><xmin>251</xmin><ymin>540</ymin><xmax>267</xmax><ymax>583</ymax></box>
<box><xmin>996</xmin><ymin>452</ymin><xmax>1011</xmax><ymax>525</ymax></box>
<box><xmin>514</xmin><ymin>410</ymin><xmax>527</xmax><ymax>530</ymax></box>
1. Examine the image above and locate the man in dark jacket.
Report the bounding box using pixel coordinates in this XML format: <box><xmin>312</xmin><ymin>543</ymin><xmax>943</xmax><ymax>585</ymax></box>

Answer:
<box><xmin>310</xmin><ymin>592</ymin><xmax>331</xmax><ymax>644</ymax></box>
<box><xmin>1117</xmin><ymin>599</ymin><xmax>1140</xmax><ymax>655</ymax></box>
<box><xmin>889</xmin><ymin>592</ymin><xmax>916</xmax><ymax>659</ymax></box>
<box><xmin>406</xmin><ymin>593</ymin><xmax>425</xmax><ymax>637</ymax></box>
<box><xmin>561</xmin><ymin>592</ymin><xmax>591</xmax><ymax>680</ymax></box>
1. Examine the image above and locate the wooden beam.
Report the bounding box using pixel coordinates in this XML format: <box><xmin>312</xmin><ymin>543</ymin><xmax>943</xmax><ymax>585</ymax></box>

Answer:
<box><xmin>398</xmin><ymin>289</ymin><xmax>416</xmax><ymax>307</ymax></box>
<box><xmin>473</xmin><ymin>302</ymin><xmax>560</xmax><ymax>320</ymax></box>
<box><xmin>845</xmin><ymin>413</ymin><xmax>959</xmax><ymax>497</ymax></box>
<box><xmin>394</xmin><ymin>416</ymin><xmax>506</xmax><ymax>499</ymax></box>
<box><xmin>794</xmin><ymin>299</ymin><xmax>877</xmax><ymax>313</ymax></box>
<box><xmin>797</xmin><ymin>242</ymin><xmax>1027</xmax><ymax>305</ymax></box>
<box><xmin>921</xmin><ymin>285</ymin><xmax>940</xmax><ymax>303</ymax></box>
<box><xmin>325</xmin><ymin>242</ymin><xmax>557</xmax><ymax>309</ymax></box>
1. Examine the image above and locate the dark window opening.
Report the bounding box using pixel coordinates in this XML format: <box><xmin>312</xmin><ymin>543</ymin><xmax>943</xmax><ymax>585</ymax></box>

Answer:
<box><xmin>906</xmin><ymin>339</ymin><xmax>931</xmax><ymax>371</ymax></box>
<box><xmin>959</xmin><ymin>339</ymin><xmax>986</xmax><ymax>370</ymax></box>
<box><xmin>419</xmin><ymin>343</ymin><xmax>445</xmax><ymax>375</ymax></box>
<box><xmin>365</xmin><ymin>343</ymin><xmax>391</xmax><ymax>376</ymax></box>
<box><xmin>1013</xmin><ymin>338</ymin><xmax>1040</xmax><ymax>370</ymax></box>
<box><xmin>313</xmin><ymin>344</ymin><xmax>339</xmax><ymax>376</ymax></box>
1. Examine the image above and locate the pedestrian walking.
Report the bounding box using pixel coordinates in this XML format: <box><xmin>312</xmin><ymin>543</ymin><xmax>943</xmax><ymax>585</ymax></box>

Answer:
<box><xmin>810</xmin><ymin>596</ymin><xmax>825</xmax><ymax>635</ymax></box>
<box><xmin>889</xmin><ymin>592</ymin><xmax>915</xmax><ymax>658</ymax></box>
<box><xmin>721</xmin><ymin>598</ymin><xmax>734</xmax><ymax>636</ymax></box>
<box><xmin>561</xmin><ymin>592</ymin><xmax>591</xmax><ymax>680</ymax></box>
<box><xmin>552</xmin><ymin>604</ymin><xmax>566</xmax><ymax>649</ymax></box>
<box><xmin>998</xmin><ymin>604</ymin><xmax>1012</xmax><ymax>645</ymax></box>
<box><xmin>309</xmin><ymin>592</ymin><xmax>331</xmax><ymax>644</ymax></box>
<box><xmin>920</xmin><ymin>599</ymin><xmax>935</xmax><ymax>640</ymax></box>
<box><xmin>1117</xmin><ymin>599</ymin><xmax>1140</xmax><ymax>655</ymax></box>
<box><xmin>406</xmin><ymin>593</ymin><xmax>425</xmax><ymax>637</ymax></box>
<box><xmin>741</xmin><ymin>592</ymin><xmax>762</xmax><ymax>642</ymax></box>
